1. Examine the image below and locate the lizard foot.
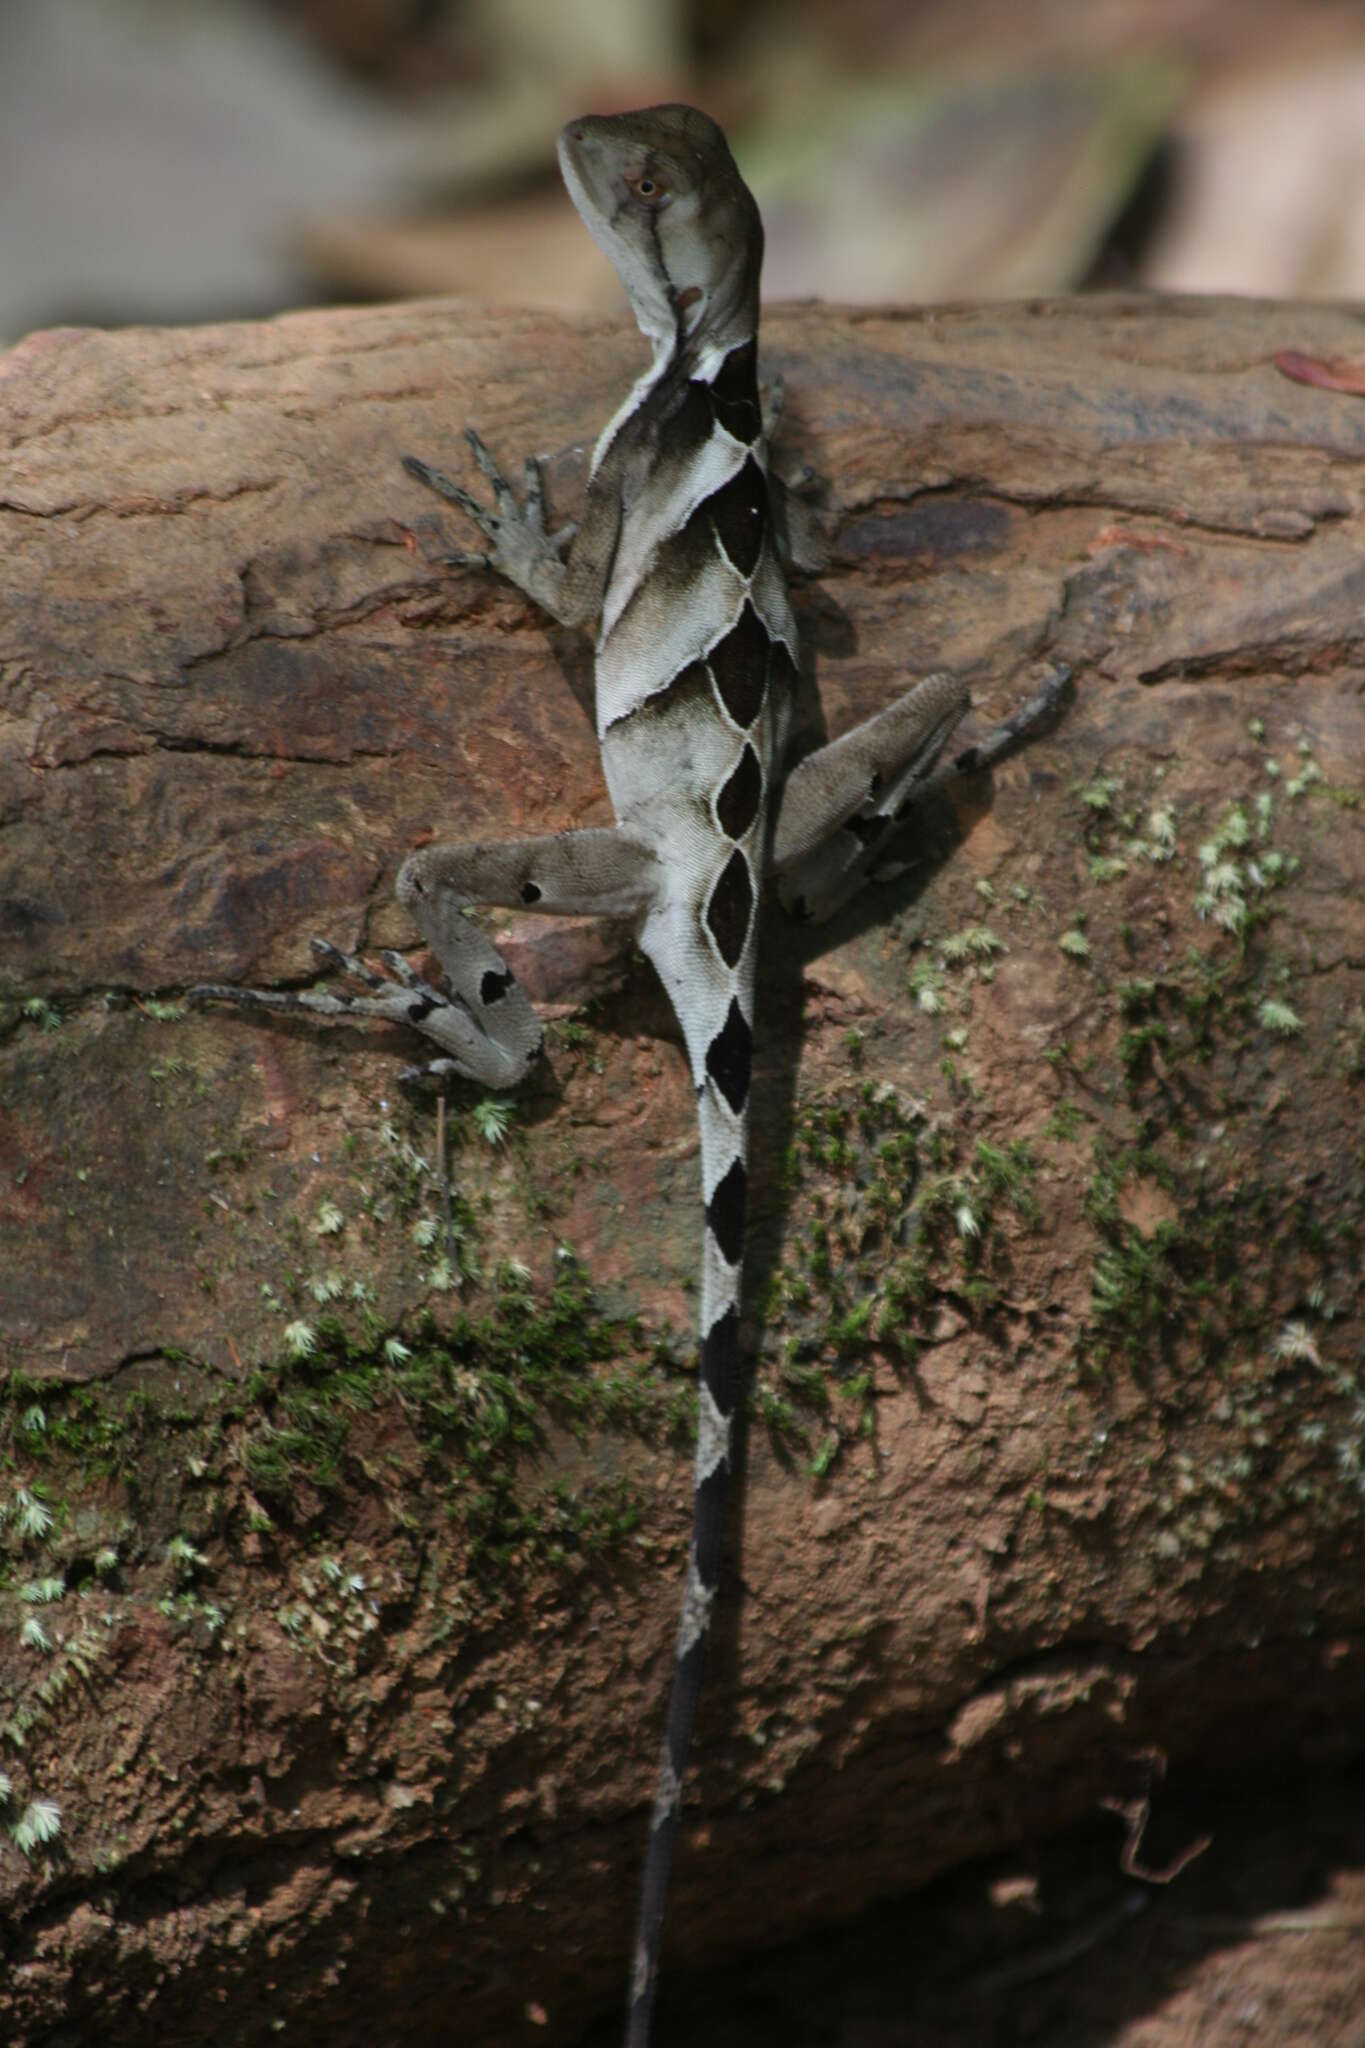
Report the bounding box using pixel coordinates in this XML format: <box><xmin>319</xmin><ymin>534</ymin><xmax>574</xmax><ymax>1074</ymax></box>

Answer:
<box><xmin>403</xmin><ymin>432</ymin><xmax>576</xmax><ymax>590</ymax></box>
<box><xmin>190</xmin><ymin>939</ymin><xmax>538</xmax><ymax>1089</ymax></box>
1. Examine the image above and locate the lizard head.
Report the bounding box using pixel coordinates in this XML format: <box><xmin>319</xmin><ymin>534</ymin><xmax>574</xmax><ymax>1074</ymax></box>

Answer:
<box><xmin>558</xmin><ymin>104</ymin><xmax>762</xmax><ymax>359</ymax></box>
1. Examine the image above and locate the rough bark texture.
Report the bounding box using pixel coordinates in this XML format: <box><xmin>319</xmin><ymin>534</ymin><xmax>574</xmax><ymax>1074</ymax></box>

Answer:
<box><xmin>1</xmin><ymin>296</ymin><xmax>1364</xmax><ymax>2047</ymax></box>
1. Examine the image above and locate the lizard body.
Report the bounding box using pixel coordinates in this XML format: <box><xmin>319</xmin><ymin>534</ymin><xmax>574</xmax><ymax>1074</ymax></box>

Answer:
<box><xmin>192</xmin><ymin>104</ymin><xmax>1067</xmax><ymax>2046</ymax></box>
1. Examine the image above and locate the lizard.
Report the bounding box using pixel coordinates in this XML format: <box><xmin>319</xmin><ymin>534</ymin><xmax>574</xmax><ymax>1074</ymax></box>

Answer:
<box><xmin>190</xmin><ymin>103</ymin><xmax>1067</xmax><ymax>2047</ymax></box>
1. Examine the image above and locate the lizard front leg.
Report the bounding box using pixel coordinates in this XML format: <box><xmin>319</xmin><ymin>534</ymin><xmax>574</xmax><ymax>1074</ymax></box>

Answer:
<box><xmin>404</xmin><ymin>427</ymin><xmax>620</xmax><ymax>630</ymax></box>
<box><xmin>191</xmin><ymin>825</ymin><xmax>658</xmax><ymax>1083</ymax></box>
<box><xmin>760</xmin><ymin>373</ymin><xmax>828</xmax><ymax>578</ymax></box>
<box><xmin>772</xmin><ymin>662</ymin><xmax>1070</xmax><ymax>923</ymax></box>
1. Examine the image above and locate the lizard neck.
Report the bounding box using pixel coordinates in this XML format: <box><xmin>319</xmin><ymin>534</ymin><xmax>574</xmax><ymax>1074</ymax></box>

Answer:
<box><xmin>667</xmin><ymin>278</ymin><xmax>758</xmax><ymax>378</ymax></box>
<box><xmin>590</xmin><ymin>309</ymin><xmax>758</xmax><ymax>484</ymax></box>
<box><xmin>657</xmin><ymin>280</ymin><xmax>759</xmax><ymax>410</ymax></box>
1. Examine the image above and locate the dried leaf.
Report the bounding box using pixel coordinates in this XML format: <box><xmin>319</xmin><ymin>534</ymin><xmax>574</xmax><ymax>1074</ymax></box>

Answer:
<box><xmin>1273</xmin><ymin>350</ymin><xmax>1365</xmax><ymax>397</ymax></box>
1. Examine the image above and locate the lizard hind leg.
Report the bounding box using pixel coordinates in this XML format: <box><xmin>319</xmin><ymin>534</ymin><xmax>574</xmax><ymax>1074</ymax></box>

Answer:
<box><xmin>772</xmin><ymin>662</ymin><xmax>1070</xmax><ymax>925</ymax></box>
<box><xmin>188</xmin><ymin>930</ymin><xmax>535</xmax><ymax>1089</ymax></box>
<box><xmin>770</xmin><ymin>668</ymin><xmax>971</xmax><ymax>916</ymax></box>
<box><xmin>191</xmin><ymin>825</ymin><xmax>660</xmax><ymax>1086</ymax></box>
<box><xmin>392</xmin><ymin>825</ymin><xmax>659</xmax><ymax>1080</ymax></box>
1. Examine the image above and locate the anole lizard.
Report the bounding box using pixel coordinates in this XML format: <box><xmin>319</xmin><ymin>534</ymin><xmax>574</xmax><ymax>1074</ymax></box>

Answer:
<box><xmin>192</xmin><ymin>103</ymin><xmax>1066</xmax><ymax>2047</ymax></box>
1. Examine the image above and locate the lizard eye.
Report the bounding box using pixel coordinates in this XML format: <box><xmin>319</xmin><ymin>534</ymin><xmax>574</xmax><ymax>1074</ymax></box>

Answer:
<box><xmin>630</xmin><ymin>174</ymin><xmax>669</xmax><ymax>206</ymax></box>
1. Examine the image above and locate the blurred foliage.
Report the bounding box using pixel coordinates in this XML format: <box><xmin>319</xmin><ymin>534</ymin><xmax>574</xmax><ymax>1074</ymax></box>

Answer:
<box><xmin>3</xmin><ymin>0</ymin><xmax>1365</xmax><ymax>337</ymax></box>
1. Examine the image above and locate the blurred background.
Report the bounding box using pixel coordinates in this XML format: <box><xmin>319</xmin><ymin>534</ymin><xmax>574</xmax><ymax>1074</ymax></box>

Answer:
<box><xmin>2</xmin><ymin>0</ymin><xmax>1365</xmax><ymax>344</ymax></box>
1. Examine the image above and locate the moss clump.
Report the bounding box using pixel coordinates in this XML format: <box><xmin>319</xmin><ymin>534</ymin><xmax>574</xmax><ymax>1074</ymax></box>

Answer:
<box><xmin>234</xmin><ymin>1256</ymin><xmax>669</xmax><ymax>1575</ymax></box>
<box><xmin>0</xmin><ymin>1250</ymin><xmax>678</xmax><ymax>1615</ymax></box>
<box><xmin>756</xmin><ymin>1081</ymin><xmax>1045</xmax><ymax>1467</ymax></box>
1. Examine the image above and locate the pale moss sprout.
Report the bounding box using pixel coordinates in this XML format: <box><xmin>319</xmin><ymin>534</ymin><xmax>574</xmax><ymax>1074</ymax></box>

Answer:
<box><xmin>471</xmin><ymin>1096</ymin><xmax>514</xmax><ymax>1145</ymax></box>
<box><xmin>167</xmin><ymin>1535</ymin><xmax>208</xmax><ymax>1577</ymax></box>
<box><xmin>282</xmin><ymin>1320</ymin><xmax>317</xmax><ymax>1360</ymax></box>
<box><xmin>908</xmin><ymin>961</ymin><xmax>944</xmax><ymax>1015</ymax></box>
<box><xmin>1077</xmin><ymin>775</ymin><xmax>1120</xmax><ymax>813</ymax></box>
<box><xmin>940</xmin><ymin>925</ymin><xmax>1003</xmax><ymax>964</ymax></box>
<box><xmin>10</xmin><ymin>1799</ymin><xmax>61</xmax><ymax>1857</ymax></box>
<box><xmin>20</xmin><ymin>1578</ymin><xmax>64</xmax><ymax>1605</ymax></box>
<box><xmin>1272</xmin><ymin>1322</ymin><xmax>1320</xmax><ymax>1367</ymax></box>
<box><xmin>13</xmin><ymin>1490</ymin><xmax>54</xmax><ymax>1541</ymax></box>
<box><xmin>1258</xmin><ymin>997</ymin><xmax>1303</xmax><ymax>1037</ymax></box>
<box><xmin>427</xmin><ymin>1256</ymin><xmax>457</xmax><ymax>1294</ymax></box>
<box><xmin>1146</xmin><ymin>806</ymin><xmax>1177</xmax><ymax>857</ymax></box>
<box><xmin>1088</xmin><ymin>854</ymin><xmax>1128</xmax><ymax>883</ymax></box>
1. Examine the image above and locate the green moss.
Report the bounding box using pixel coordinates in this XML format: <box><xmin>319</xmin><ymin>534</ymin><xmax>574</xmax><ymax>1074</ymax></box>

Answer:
<box><xmin>972</xmin><ymin>1137</ymin><xmax>1041</xmax><ymax>1225</ymax></box>
<box><xmin>1075</xmin><ymin>774</ymin><xmax>1121</xmax><ymax>814</ymax></box>
<box><xmin>232</xmin><ymin>1252</ymin><xmax>689</xmax><ymax>1581</ymax></box>
<box><xmin>1118</xmin><ymin>1020</ymin><xmax>1172</xmax><ymax>1081</ymax></box>
<box><xmin>751</xmin><ymin>1077</ymin><xmax>1047</xmax><ymax>1451</ymax></box>
<box><xmin>1074</xmin><ymin>1119</ymin><xmax>1362</xmax><ymax>1385</ymax></box>
<box><xmin>1090</xmin><ymin>1218</ymin><xmax>1182</xmax><ymax>1358</ymax></box>
<box><xmin>1043</xmin><ymin>1101</ymin><xmax>1087</xmax><ymax>1143</ymax></box>
<box><xmin>0</xmin><ymin>1221</ymin><xmax>688</xmax><ymax>1619</ymax></box>
<box><xmin>19</xmin><ymin>997</ymin><xmax>62</xmax><ymax>1034</ymax></box>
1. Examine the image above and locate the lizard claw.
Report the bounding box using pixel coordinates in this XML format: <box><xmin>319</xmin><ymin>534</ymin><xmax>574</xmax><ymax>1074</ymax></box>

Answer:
<box><xmin>522</xmin><ymin>454</ymin><xmax>548</xmax><ymax>532</ymax></box>
<box><xmin>308</xmin><ymin>936</ymin><xmax>386</xmax><ymax>989</ymax></box>
<box><xmin>403</xmin><ymin>455</ymin><xmax>501</xmax><ymax>540</ymax></box>
<box><xmin>380</xmin><ymin>950</ymin><xmax>450</xmax><ymax>1008</ymax></box>
<box><xmin>397</xmin><ymin>1058</ymin><xmax>463</xmax><ymax>1085</ymax></box>
<box><xmin>463</xmin><ymin>426</ymin><xmax>519</xmax><ymax>518</ymax></box>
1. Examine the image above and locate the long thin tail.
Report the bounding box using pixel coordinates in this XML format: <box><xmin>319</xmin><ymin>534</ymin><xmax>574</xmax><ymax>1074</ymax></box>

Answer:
<box><xmin>625</xmin><ymin>1077</ymin><xmax>747</xmax><ymax>2046</ymax></box>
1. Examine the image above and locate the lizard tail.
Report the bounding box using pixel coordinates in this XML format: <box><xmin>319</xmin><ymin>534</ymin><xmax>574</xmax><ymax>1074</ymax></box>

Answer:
<box><xmin>625</xmin><ymin>1071</ymin><xmax>748</xmax><ymax>2046</ymax></box>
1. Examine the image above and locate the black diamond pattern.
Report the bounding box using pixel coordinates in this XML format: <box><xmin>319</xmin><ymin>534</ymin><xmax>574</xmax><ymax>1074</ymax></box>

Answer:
<box><xmin>709</xmin><ymin>454</ymin><xmax>767</xmax><ymax>577</ymax></box>
<box><xmin>705</xmin><ymin>849</ymin><xmax>754</xmax><ymax>967</ymax></box>
<box><xmin>706</xmin><ymin>1156</ymin><xmax>748</xmax><ymax>1265</ymax></box>
<box><xmin>705</xmin><ymin>997</ymin><xmax>752</xmax><ymax>1113</ymax></box>
<box><xmin>708</xmin><ymin>601</ymin><xmax>770</xmax><ymax>728</ymax></box>
<box><xmin>708</xmin><ymin>339</ymin><xmax>761</xmax><ymax>442</ymax></box>
<box><xmin>715</xmin><ymin>743</ymin><xmax>763</xmax><ymax>840</ymax></box>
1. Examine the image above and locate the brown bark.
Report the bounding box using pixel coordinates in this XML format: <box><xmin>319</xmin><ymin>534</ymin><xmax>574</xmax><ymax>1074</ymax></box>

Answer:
<box><xmin>0</xmin><ymin>296</ymin><xmax>1363</xmax><ymax>2046</ymax></box>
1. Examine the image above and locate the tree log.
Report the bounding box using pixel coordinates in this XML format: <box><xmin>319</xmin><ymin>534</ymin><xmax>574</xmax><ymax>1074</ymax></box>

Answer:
<box><xmin>0</xmin><ymin>296</ymin><xmax>1363</xmax><ymax>2045</ymax></box>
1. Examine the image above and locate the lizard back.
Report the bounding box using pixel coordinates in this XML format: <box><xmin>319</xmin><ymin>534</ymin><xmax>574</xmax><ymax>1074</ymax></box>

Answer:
<box><xmin>596</xmin><ymin>337</ymin><xmax>799</xmax><ymax>1089</ymax></box>
<box><xmin>567</xmin><ymin>126</ymin><xmax>796</xmax><ymax>2039</ymax></box>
